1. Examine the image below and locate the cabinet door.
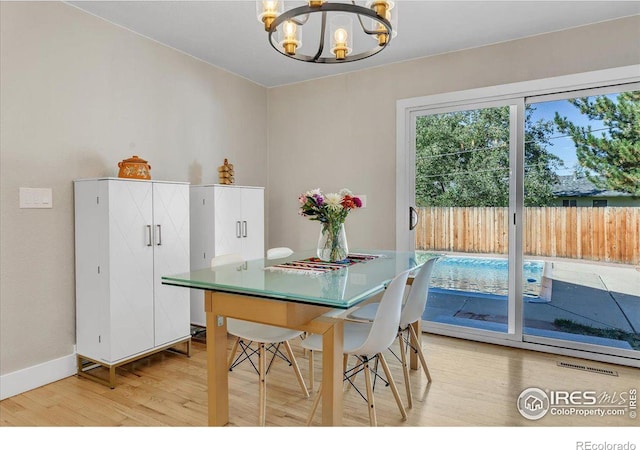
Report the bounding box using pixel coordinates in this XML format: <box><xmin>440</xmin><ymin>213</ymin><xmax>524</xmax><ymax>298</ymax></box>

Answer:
<box><xmin>107</xmin><ymin>180</ymin><xmax>154</xmax><ymax>361</ymax></box>
<box><xmin>214</xmin><ymin>186</ymin><xmax>243</xmax><ymax>257</ymax></box>
<box><xmin>74</xmin><ymin>180</ymin><xmax>108</xmax><ymax>360</ymax></box>
<box><xmin>240</xmin><ymin>188</ymin><xmax>265</xmax><ymax>260</ymax></box>
<box><xmin>189</xmin><ymin>187</ymin><xmax>215</xmax><ymax>270</ymax></box>
<box><xmin>153</xmin><ymin>182</ymin><xmax>190</xmax><ymax>346</ymax></box>
<box><xmin>189</xmin><ymin>186</ymin><xmax>213</xmax><ymax>326</ymax></box>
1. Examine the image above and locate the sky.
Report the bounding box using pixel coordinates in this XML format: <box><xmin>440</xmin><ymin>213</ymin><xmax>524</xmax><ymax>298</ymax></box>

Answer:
<box><xmin>527</xmin><ymin>93</ymin><xmax>617</xmax><ymax>177</ymax></box>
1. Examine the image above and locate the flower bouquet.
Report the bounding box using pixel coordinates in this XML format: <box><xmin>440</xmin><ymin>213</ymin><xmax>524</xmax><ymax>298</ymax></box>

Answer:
<box><xmin>298</xmin><ymin>188</ymin><xmax>363</xmax><ymax>262</ymax></box>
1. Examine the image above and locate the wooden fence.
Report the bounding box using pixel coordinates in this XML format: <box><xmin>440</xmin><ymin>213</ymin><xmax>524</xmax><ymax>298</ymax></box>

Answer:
<box><xmin>415</xmin><ymin>207</ymin><xmax>640</xmax><ymax>265</ymax></box>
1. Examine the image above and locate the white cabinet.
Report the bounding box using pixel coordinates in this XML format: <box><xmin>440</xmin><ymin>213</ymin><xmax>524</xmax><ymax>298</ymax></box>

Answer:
<box><xmin>189</xmin><ymin>184</ymin><xmax>265</xmax><ymax>326</ymax></box>
<box><xmin>74</xmin><ymin>178</ymin><xmax>191</xmax><ymax>387</ymax></box>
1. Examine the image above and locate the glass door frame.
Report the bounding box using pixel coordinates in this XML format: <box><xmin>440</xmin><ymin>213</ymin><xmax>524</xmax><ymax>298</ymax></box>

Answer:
<box><xmin>523</xmin><ymin>81</ymin><xmax>640</xmax><ymax>361</ymax></box>
<box><xmin>402</xmin><ymin>98</ymin><xmax>524</xmax><ymax>344</ymax></box>
<box><xmin>396</xmin><ymin>65</ymin><xmax>640</xmax><ymax>367</ymax></box>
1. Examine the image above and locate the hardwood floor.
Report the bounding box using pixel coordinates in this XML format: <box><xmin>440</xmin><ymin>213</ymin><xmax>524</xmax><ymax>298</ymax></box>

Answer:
<box><xmin>1</xmin><ymin>333</ymin><xmax>638</xmax><ymax>429</ymax></box>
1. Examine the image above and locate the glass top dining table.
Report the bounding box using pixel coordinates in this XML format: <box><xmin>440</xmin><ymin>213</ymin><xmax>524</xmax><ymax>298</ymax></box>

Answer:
<box><xmin>161</xmin><ymin>249</ymin><xmax>434</xmax><ymax>427</ymax></box>
<box><xmin>162</xmin><ymin>249</ymin><xmax>432</xmax><ymax>309</ymax></box>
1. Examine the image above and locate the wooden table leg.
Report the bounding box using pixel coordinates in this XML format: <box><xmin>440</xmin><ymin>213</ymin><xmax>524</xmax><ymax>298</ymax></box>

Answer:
<box><xmin>206</xmin><ymin>291</ymin><xmax>230</xmax><ymax>426</ymax></box>
<box><xmin>409</xmin><ymin>320</ymin><xmax>421</xmax><ymax>370</ymax></box>
<box><xmin>321</xmin><ymin>319</ymin><xmax>344</xmax><ymax>426</ymax></box>
<box><xmin>203</xmin><ymin>290</ymin><xmax>343</xmax><ymax>426</ymax></box>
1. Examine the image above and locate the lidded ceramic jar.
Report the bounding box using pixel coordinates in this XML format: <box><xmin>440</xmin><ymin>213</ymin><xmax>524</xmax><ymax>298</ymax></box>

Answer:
<box><xmin>117</xmin><ymin>155</ymin><xmax>151</xmax><ymax>180</ymax></box>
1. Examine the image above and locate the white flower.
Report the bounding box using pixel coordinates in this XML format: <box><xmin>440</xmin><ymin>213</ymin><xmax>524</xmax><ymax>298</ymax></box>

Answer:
<box><xmin>339</xmin><ymin>188</ymin><xmax>352</xmax><ymax>196</ymax></box>
<box><xmin>305</xmin><ymin>188</ymin><xmax>321</xmax><ymax>197</ymax></box>
<box><xmin>325</xmin><ymin>193</ymin><xmax>342</xmax><ymax>210</ymax></box>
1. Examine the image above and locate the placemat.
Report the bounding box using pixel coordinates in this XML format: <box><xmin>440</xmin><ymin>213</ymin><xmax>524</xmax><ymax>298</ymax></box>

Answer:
<box><xmin>265</xmin><ymin>253</ymin><xmax>381</xmax><ymax>275</ymax></box>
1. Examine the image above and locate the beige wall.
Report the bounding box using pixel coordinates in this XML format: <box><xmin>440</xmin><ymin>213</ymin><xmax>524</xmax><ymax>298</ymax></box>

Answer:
<box><xmin>0</xmin><ymin>2</ymin><xmax>267</xmax><ymax>375</ymax></box>
<box><xmin>266</xmin><ymin>16</ymin><xmax>640</xmax><ymax>252</ymax></box>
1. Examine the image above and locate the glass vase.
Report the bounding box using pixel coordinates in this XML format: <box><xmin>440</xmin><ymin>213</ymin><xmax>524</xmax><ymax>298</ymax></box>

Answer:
<box><xmin>317</xmin><ymin>222</ymin><xmax>348</xmax><ymax>262</ymax></box>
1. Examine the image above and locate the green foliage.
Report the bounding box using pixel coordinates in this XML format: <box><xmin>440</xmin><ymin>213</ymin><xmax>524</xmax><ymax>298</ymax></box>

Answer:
<box><xmin>415</xmin><ymin>106</ymin><xmax>560</xmax><ymax>207</ymax></box>
<box><xmin>554</xmin><ymin>91</ymin><xmax>640</xmax><ymax>196</ymax></box>
<box><xmin>553</xmin><ymin>319</ymin><xmax>640</xmax><ymax>350</ymax></box>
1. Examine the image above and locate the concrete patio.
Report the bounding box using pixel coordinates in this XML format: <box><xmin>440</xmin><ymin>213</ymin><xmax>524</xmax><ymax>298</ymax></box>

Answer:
<box><xmin>423</xmin><ymin>258</ymin><xmax>640</xmax><ymax>350</ymax></box>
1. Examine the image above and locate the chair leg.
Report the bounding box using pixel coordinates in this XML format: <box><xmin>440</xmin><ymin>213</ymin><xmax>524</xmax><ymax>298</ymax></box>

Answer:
<box><xmin>308</xmin><ymin>349</ymin><xmax>314</xmax><ymax>391</ymax></box>
<box><xmin>408</xmin><ymin>325</ymin><xmax>432</xmax><ymax>382</ymax></box>
<box><xmin>308</xmin><ymin>349</ymin><xmax>344</xmax><ymax>393</ymax></box>
<box><xmin>258</xmin><ymin>342</ymin><xmax>266</xmax><ymax>426</ymax></box>
<box><xmin>378</xmin><ymin>352</ymin><xmax>407</xmax><ymax>421</ymax></box>
<box><xmin>283</xmin><ymin>340</ymin><xmax>309</xmax><ymax>397</ymax></box>
<box><xmin>227</xmin><ymin>336</ymin><xmax>240</xmax><ymax>370</ymax></box>
<box><xmin>398</xmin><ymin>329</ymin><xmax>413</xmax><ymax>408</ymax></box>
<box><xmin>301</xmin><ymin>332</ymin><xmax>307</xmax><ymax>357</ymax></box>
<box><xmin>346</xmin><ymin>357</ymin><xmax>364</xmax><ymax>392</ymax></box>
<box><xmin>362</xmin><ymin>357</ymin><xmax>377</xmax><ymax>426</ymax></box>
<box><xmin>307</xmin><ymin>384</ymin><xmax>322</xmax><ymax>426</ymax></box>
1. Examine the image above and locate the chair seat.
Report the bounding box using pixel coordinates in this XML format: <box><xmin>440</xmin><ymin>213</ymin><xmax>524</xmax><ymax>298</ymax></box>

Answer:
<box><xmin>301</xmin><ymin>321</ymin><xmax>372</xmax><ymax>355</ymax></box>
<box><xmin>266</xmin><ymin>247</ymin><xmax>294</xmax><ymax>259</ymax></box>
<box><xmin>347</xmin><ymin>302</ymin><xmax>379</xmax><ymax>322</ymax></box>
<box><xmin>227</xmin><ymin>318</ymin><xmax>303</xmax><ymax>343</ymax></box>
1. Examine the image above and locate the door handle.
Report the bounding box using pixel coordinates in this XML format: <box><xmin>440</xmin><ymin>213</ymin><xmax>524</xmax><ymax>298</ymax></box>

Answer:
<box><xmin>156</xmin><ymin>224</ymin><xmax>162</xmax><ymax>246</ymax></box>
<box><xmin>146</xmin><ymin>225</ymin><xmax>153</xmax><ymax>246</ymax></box>
<box><xmin>409</xmin><ymin>206</ymin><xmax>418</xmax><ymax>231</ymax></box>
<box><xmin>242</xmin><ymin>221</ymin><xmax>247</xmax><ymax>238</ymax></box>
<box><xmin>236</xmin><ymin>221</ymin><xmax>241</xmax><ymax>238</ymax></box>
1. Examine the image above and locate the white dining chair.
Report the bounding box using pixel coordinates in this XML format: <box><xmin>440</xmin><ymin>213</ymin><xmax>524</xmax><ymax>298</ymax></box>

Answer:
<box><xmin>210</xmin><ymin>253</ymin><xmax>309</xmax><ymax>426</ymax></box>
<box><xmin>301</xmin><ymin>268</ymin><xmax>412</xmax><ymax>426</ymax></box>
<box><xmin>266</xmin><ymin>247</ymin><xmax>294</xmax><ymax>259</ymax></box>
<box><xmin>348</xmin><ymin>257</ymin><xmax>437</xmax><ymax>408</ymax></box>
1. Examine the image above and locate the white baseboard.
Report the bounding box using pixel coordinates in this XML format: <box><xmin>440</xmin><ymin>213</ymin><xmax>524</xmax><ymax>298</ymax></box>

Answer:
<box><xmin>0</xmin><ymin>349</ymin><xmax>77</xmax><ymax>400</ymax></box>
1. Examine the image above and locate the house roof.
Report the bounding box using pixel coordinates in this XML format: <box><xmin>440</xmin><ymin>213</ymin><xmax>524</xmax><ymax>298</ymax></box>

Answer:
<box><xmin>552</xmin><ymin>175</ymin><xmax>633</xmax><ymax>198</ymax></box>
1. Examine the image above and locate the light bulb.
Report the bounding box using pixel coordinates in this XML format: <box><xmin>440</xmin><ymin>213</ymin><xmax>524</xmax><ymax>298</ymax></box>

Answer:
<box><xmin>376</xmin><ymin>10</ymin><xmax>391</xmax><ymax>45</ymax></box>
<box><xmin>281</xmin><ymin>20</ymin><xmax>299</xmax><ymax>55</ymax></box>
<box><xmin>259</xmin><ymin>0</ymin><xmax>280</xmax><ymax>31</ymax></box>
<box><xmin>334</xmin><ymin>28</ymin><xmax>348</xmax><ymax>45</ymax></box>
<box><xmin>284</xmin><ymin>21</ymin><xmax>297</xmax><ymax>38</ymax></box>
<box><xmin>330</xmin><ymin>14</ymin><xmax>352</xmax><ymax>60</ymax></box>
<box><xmin>264</xmin><ymin>0</ymin><xmax>277</xmax><ymax>13</ymax></box>
<box><xmin>370</xmin><ymin>1</ymin><xmax>391</xmax><ymax>17</ymax></box>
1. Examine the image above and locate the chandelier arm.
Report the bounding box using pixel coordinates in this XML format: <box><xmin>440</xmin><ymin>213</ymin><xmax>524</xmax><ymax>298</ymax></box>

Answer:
<box><xmin>291</xmin><ymin>14</ymin><xmax>310</xmax><ymax>27</ymax></box>
<box><xmin>351</xmin><ymin>0</ymin><xmax>376</xmax><ymax>36</ymax></box>
<box><xmin>354</xmin><ymin>9</ymin><xmax>386</xmax><ymax>36</ymax></box>
<box><xmin>313</xmin><ymin>12</ymin><xmax>327</xmax><ymax>62</ymax></box>
<box><xmin>351</xmin><ymin>1</ymin><xmax>391</xmax><ymax>37</ymax></box>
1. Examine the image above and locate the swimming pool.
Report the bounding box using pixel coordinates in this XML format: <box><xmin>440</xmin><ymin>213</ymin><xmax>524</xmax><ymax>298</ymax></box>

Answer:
<box><xmin>425</xmin><ymin>255</ymin><xmax>544</xmax><ymax>299</ymax></box>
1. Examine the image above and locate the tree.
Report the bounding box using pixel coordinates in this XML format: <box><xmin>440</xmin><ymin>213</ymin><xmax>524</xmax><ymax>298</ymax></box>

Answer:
<box><xmin>415</xmin><ymin>106</ymin><xmax>559</xmax><ymax>207</ymax></box>
<box><xmin>554</xmin><ymin>91</ymin><xmax>640</xmax><ymax>196</ymax></box>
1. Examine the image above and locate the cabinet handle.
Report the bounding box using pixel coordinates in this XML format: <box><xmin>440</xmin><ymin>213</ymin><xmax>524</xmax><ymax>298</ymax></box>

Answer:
<box><xmin>236</xmin><ymin>221</ymin><xmax>241</xmax><ymax>238</ymax></box>
<box><xmin>242</xmin><ymin>221</ymin><xmax>247</xmax><ymax>238</ymax></box>
<box><xmin>156</xmin><ymin>224</ymin><xmax>162</xmax><ymax>246</ymax></box>
<box><xmin>146</xmin><ymin>225</ymin><xmax>152</xmax><ymax>246</ymax></box>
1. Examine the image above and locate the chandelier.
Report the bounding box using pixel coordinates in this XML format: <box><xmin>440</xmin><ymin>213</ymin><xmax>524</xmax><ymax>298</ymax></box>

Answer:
<box><xmin>256</xmin><ymin>1</ymin><xmax>397</xmax><ymax>63</ymax></box>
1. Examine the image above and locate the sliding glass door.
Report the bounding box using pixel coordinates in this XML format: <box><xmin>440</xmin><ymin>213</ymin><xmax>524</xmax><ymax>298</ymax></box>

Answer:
<box><xmin>412</xmin><ymin>101</ymin><xmax>518</xmax><ymax>338</ymax></box>
<box><xmin>396</xmin><ymin>68</ymin><xmax>639</xmax><ymax>364</ymax></box>
<box><xmin>523</xmin><ymin>84</ymin><xmax>639</xmax><ymax>360</ymax></box>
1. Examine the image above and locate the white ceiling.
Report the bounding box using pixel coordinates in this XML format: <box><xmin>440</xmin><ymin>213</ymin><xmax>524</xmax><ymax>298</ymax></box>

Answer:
<box><xmin>67</xmin><ymin>1</ymin><xmax>640</xmax><ymax>87</ymax></box>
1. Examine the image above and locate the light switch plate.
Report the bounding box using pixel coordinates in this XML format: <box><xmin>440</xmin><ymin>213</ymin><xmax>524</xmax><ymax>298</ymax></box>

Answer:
<box><xmin>19</xmin><ymin>187</ymin><xmax>53</xmax><ymax>209</ymax></box>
